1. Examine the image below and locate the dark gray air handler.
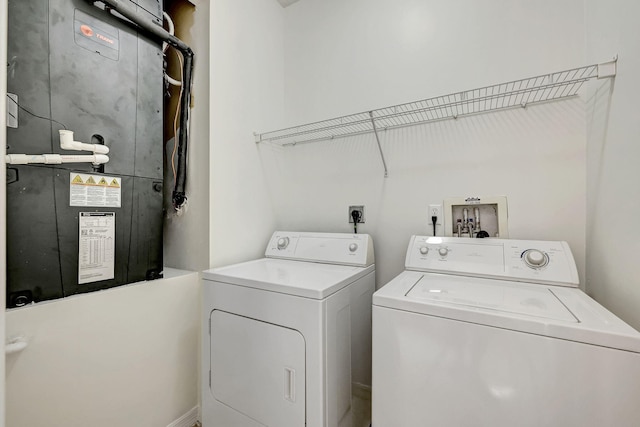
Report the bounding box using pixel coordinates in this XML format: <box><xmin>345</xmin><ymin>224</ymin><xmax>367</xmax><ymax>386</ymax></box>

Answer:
<box><xmin>6</xmin><ymin>0</ymin><xmax>164</xmax><ymax>307</ymax></box>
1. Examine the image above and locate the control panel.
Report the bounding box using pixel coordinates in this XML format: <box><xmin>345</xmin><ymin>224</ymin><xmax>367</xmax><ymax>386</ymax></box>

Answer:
<box><xmin>265</xmin><ymin>231</ymin><xmax>374</xmax><ymax>267</ymax></box>
<box><xmin>405</xmin><ymin>236</ymin><xmax>579</xmax><ymax>287</ymax></box>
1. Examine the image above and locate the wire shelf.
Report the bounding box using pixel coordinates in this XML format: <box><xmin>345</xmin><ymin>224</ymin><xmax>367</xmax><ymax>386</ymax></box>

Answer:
<box><xmin>256</xmin><ymin>60</ymin><xmax>616</xmax><ymax>147</ymax></box>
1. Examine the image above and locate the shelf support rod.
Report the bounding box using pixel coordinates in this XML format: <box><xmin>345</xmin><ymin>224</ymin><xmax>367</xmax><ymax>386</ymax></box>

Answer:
<box><xmin>597</xmin><ymin>56</ymin><xmax>617</xmax><ymax>79</ymax></box>
<box><xmin>369</xmin><ymin>111</ymin><xmax>388</xmax><ymax>177</ymax></box>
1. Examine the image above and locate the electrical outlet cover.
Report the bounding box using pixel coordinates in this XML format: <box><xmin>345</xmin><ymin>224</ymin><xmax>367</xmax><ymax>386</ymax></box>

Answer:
<box><xmin>428</xmin><ymin>204</ymin><xmax>442</xmax><ymax>225</ymax></box>
<box><xmin>348</xmin><ymin>205</ymin><xmax>365</xmax><ymax>223</ymax></box>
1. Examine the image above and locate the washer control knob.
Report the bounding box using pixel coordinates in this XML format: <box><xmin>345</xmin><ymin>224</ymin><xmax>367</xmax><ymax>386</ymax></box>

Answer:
<box><xmin>349</xmin><ymin>243</ymin><xmax>358</xmax><ymax>252</ymax></box>
<box><xmin>438</xmin><ymin>247</ymin><xmax>449</xmax><ymax>257</ymax></box>
<box><xmin>277</xmin><ymin>237</ymin><xmax>290</xmax><ymax>250</ymax></box>
<box><xmin>419</xmin><ymin>246</ymin><xmax>429</xmax><ymax>255</ymax></box>
<box><xmin>523</xmin><ymin>249</ymin><xmax>548</xmax><ymax>268</ymax></box>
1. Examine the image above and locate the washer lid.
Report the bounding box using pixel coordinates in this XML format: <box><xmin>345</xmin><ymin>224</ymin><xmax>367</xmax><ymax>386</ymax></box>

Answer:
<box><xmin>374</xmin><ymin>271</ymin><xmax>640</xmax><ymax>353</ymax></box>
<box><xmin>203</xmin><ymin>258</ymin><xmax>374</xmax><ymax>300</ymax></box>
<box><xmin>405</xmin><ymin>274</ymin><xmax>577</xmax><ymax>322</ymax></box>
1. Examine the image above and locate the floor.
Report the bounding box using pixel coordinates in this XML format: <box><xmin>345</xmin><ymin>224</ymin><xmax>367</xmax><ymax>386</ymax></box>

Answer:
<box><xmin>353</xmin><ymin>387</ymin><xmax>372</xmax><ymax>427</ymax></box>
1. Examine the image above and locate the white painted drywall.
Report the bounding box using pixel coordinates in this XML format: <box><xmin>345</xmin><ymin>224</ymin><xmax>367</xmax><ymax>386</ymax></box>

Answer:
<box><xmin>585</xmin><ymin>0</ymin><xmax>640</xmax><ymax>330</ymax></box>
<box><xmin>209</xmin><ymin>0</ymin><xmax>285</xmax><ymax>268</ymax></box>
<box><xmin>5</xmin><ymin>270</ymin><xmax>200</xmax><ymax>427</ymax></box>
<box><xmin>282</xmin><ymin>0</ymin><xmax>586</xmax><ymax>124</ymax></box>
<box><xmin>164</xmin><ymin>0</ymin><xmax>211</xmax><ymax>273</ymax></box>
<box><xmin>262</xmin><ymin>0</ymin><xmax>588</xmax><ymax>289</ymax></box>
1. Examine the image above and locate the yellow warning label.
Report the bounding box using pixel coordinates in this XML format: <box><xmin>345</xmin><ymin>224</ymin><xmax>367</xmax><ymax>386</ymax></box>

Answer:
<box><xmin>69</xmin><ymin>173</ymin><xmax>122</xmax><ymax>208</ymax></box>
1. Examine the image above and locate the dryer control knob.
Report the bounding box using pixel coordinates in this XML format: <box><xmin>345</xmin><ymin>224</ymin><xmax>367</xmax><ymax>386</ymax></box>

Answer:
<box><xmin>277</xmin><ymin>237</ymin><xmax>290</xmax><ymax>250</ymax></box>
<box><xmin>419</xmin><ymin>246</ymin><xmax>429</xmax><ymax>255</ymax></box>
<box><xmin>349</xmin><ymin>243</ymin><xmax>358</xmax><ymax>252</ymax></box>
<box><xmin>438</xmin><ymin>247</ymin><xmax>449</xmax><ymax>257</ymax></box>
<box><xmin>523</xmin><ymin>249</ymin><xmax>547</xmax><ymax>268</ymax></box>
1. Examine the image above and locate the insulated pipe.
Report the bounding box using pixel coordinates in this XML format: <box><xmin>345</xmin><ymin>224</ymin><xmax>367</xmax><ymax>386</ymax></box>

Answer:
<box><xmin>98</xmin><ymin>0</ymin><xmax>191</xmax><ymax>52</ymax></box>
<box><xmin>94</xmin><ymin>0</ymin><xmax>194</xmax><ymax>208</ymax></box>
<box><xmin>6</xmin><ymin>153</ymin><xmax>109</xmax><ymax>165</ymax></box>
<box><xmin>59</xmin><ymin>130</ymin><xmax>109</xmax><ymax>154</ymax></box>
<box><xmin>172</xmin><ymin>53</ymin><xmax>193</xmax><ymax>207</ymax></box>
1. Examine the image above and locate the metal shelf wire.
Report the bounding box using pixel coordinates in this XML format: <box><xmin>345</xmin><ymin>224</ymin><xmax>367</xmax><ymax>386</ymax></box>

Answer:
<box><xmin>256</xmin><ymin>59</ymin><xmax>617</xmax><ymax>176</ymax></box>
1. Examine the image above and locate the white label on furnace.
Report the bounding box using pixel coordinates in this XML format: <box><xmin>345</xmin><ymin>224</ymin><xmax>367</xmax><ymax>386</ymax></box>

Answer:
<box><xmin>78</xmin><ymin>212</ymin><xmax>115</xmax><ymax>284</ymax></box>
<box><xmin>70</xmin><ymin>173</ymin><xmax>121</xmax><ymax>207</ymax></box>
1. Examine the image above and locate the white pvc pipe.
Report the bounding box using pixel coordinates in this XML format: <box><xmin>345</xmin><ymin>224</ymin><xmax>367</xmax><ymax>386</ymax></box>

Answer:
<box><xmin>5</xmin><ymin>337</ymin><xmax>27</xmax><ymax>355</ymax></box>
<box><xmin>5</xmin><ymin>153</ymin><xmax>109</xmax><ymax>165</ymax></box>
<box><xmin>162</xmin><ymin>11</ymin><xmax>182</xmax><ymax>87</ymax></box>
<box><xmin>165</xmin><ymin>73</ymin><xmax>182</xmax><ymax>87</ymax></box>
<box><xmin>163</xmin><ymin>12</ymin><xmax>175</xmax><ymax>37</ymax></box>
<box><xmin>59</xmin><ymin>130</ymin><xmax>109</xmax><ymax>154</ymax></box>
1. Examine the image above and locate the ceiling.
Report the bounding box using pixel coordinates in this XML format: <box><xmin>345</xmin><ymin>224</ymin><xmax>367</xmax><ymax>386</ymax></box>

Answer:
<box><xmin>277</xmin><ymin>0</ymin><xmax>301</xmax><ymax>7</ymax></box>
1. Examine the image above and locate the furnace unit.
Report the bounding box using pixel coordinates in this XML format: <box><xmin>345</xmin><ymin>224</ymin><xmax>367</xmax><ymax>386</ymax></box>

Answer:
<box><xmin>6</xmin><ymin>0</ymin><xmax>164</xmax><ymax>307</ymax></box>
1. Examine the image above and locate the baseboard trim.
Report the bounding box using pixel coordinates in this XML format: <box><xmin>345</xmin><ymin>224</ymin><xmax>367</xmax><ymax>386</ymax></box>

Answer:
<box><xmin>167</xmin><ymin>406</ymin><xmax>199</xmax><ymax>427</ymax></box>
<box><xmin>352</xmin><ymin>382</ymin><xmax>371</xmax><ymax>400</ymax></box>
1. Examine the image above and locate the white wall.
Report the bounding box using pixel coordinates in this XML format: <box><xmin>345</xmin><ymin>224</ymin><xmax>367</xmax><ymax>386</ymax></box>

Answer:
<box><xmin>209</xmin><ymin>0</ymin><xmax>285</xmax><ymax>268</ymax></box>
<box><xmin>263</xmin><ymin>0</ymin><xmax>587</xmax><ymax>289</ymax></box>
<box><xmin>164</xmin><ymin>0</ymin><xmax>211</xmax><ymax>272</ymax></box>
<box><xmin>283</xmin><ymin>0</ymin><xmax>585</xmax><ymax>123</ymax></box>
<box><xmin>5</xmin><ymin>270</ymin><xmax>200</xmax><ymax>427</ymax></box>
<box><xmin>585</xmin><ymin>0</ymin><xmax>640</xmax><ymax>330</ymax></box>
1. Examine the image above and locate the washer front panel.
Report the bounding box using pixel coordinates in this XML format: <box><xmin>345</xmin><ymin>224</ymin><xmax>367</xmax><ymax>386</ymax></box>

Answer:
<box><xmin>372</xmin><ymin>305</ymin><xmax>640</xmax><ymax>427</ymax></box>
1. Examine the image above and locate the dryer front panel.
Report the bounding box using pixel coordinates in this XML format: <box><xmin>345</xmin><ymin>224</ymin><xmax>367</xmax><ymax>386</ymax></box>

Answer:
<box><xmin>210</xmin><ymin>310</ymin><xmax>306</xmax><ymax>426</ymax></box>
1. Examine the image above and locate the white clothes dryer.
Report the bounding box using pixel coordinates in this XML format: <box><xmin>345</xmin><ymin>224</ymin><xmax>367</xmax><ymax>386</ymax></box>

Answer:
<box><xmin>372</xmin><ymin>236</ymin><xmax>640</xmax><ymax>427</ymax></box>
<box><xmin>202</xmin><ymin>231</ymin><xmax>375</xmax><ymax>427</ymax></box>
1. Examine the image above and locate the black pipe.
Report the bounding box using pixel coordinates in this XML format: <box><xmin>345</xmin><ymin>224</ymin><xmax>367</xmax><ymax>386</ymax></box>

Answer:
<box><xmin>90</xmin><ymin>0</ymin><xmax>194</xmax><ymax>208</ymax></box>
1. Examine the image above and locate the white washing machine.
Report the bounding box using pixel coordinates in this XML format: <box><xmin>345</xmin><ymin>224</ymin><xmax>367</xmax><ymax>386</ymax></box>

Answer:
<box><xmin>202</xmin><ymin>231</ymin><xmax>375</xmax><ymax>427</ymax></box>
<box><xmin>372</xmin><ymin>236</ymin><xmax>640</xmax><ymax>427</ymax></box>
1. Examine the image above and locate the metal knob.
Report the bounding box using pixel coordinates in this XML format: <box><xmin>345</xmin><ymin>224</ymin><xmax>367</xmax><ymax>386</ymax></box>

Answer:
<box><xmin>349</xmin><ymin>243</ymin><xmax>358</xmax><ymax>252</ymax></box>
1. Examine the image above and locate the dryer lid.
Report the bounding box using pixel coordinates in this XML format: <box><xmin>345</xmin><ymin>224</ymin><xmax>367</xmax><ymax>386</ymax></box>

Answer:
<box><xmin>203</xmin><ymin>258</ymin><xmax>374</xmax><ymax>300</ymax></box>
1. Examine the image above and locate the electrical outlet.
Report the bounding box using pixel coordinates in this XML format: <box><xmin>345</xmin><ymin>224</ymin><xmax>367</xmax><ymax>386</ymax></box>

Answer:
<box><xmin>348</xmin><ymin>205</ymin><xmax>365</xmax><ymax>223</ymax></box>
<box><xmin>429</xmin><ymin>204</ymin><xmax>442</xmax><ymax>225</ymax></box>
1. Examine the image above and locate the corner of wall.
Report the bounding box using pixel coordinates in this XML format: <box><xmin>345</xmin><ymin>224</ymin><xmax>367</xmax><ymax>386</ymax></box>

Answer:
<box><xmin>163</xmin><ymin>0</ymin><xmax>211</xmax><ymax>272</ymax></box>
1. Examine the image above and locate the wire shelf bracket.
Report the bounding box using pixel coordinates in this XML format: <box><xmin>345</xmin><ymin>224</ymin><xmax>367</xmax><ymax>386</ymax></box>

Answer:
<box><xmin>256</xmin><ymin>57</ymin><xmax>617</xmax><ymax>177</ymax></box>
